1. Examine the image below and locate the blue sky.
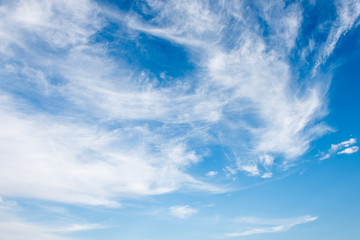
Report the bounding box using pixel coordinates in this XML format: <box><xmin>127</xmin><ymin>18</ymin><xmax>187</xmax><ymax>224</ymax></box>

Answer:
<box><xmin>0</xmin><ymin>0</ymin><xmax>359</xmax><ymax>239</ymax></box>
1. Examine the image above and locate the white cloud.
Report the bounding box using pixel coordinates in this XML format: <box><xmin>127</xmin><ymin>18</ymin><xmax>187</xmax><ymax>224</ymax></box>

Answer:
<box><xmin>259</xmin><ymin>154</ymin><xmax>274</xmax><ymax>166</ymax></box>
<box><xmin>225</xmin><ymin>215</ymin><xmax>317</xmax><ymax>237</ymax></box>
<box><xmin>0</xmin><ymin>2</ymin><xmax>349</xmax><ymax>239</ymax></box>
<box><xmin>261</xmin><ymin>172</ymin><xmax>273</xmax><ymax>179</ymax></box>
<box><xmin>232</xmin><ymin>154</ymin><xmax>274</xmax><ymax>178</ymax></box>
<box><xmin>0</xmin><ymin>0</ymin><xmax>345</xmax><ymax>206</ymax></box>
<box><xmin>337</xmin><ymin>146</ymin><xmax>359</xmax><ymax>155</ymax></box>
<box><xmin>0</xmin><ymin>219</ymin><xmax>104</xmax><ymax>240</ymax></box>
<box><xmin>52</xmin><ymin>223</ymin><xmax>105</xmax><ymax>233</ymax></box>
<box><xmin>319</xmin><ymin>153</ymin><xmax>330</xmax><ymax>161</ymax></box>
<box><xmin>319</xmin><ymin>138</ymin><xmax>357</xmax><ymax>160</ymax></box>
<box><xmin>239</xmin><ymin>165</ymin><xmax>260</xmax><ymax>176</ymax></box>
<box><xmin>256</xmin><ymin>1</ymin><xmax>303</xmax><ymax>51</ymax></box>
<box><xmin>206</xmin><ymin>171</ymin><xmax>218</xmax><ymax>177</ymax></box>
<box><xmin>0</xmin><ymin>205</ymin><xmax>104</xmax><ymax>240</ymax></box>
<box><xmin>223</xmin><ymin>166</ymin><xmax>238</xmax><ymax>178</ymax></box>
<box><xmin>0</xmin><ymin>94</ymin><xmax>217</xmax><ymax>206</ymax></box>
<box><xmin>169</xmin><ymin>205</ymin><xmax>198</xmax><ymax>219</ymax></box>
<box><xmin>0</xmin><ymin>197</ymin><xmax>17</xmax><ymax>210</ymax></box>
<box><xmin>0</xmin><ymin>221</ymin><xmax>72</xmax><ymax>240</ymax></box>
<box><xmin>313</xmin><ymin>0</ymin><xmax>360</xmax><ymax>72</ymax></box>
<box><xmin>0</xmin><ymin>0</ymin><xmax>228</xmax><ymax>206</ymax></box>
<box><xmin>192</xmin><ymin>2</ymin><xmax>328</xmax><ymax>161</ymax></box>
<box><xmin>331</xmin><ymin>138</ymin><xmax>357</xmax><ymax>151</ymax></box>
<box><xmin>0</xmin><ymin>0</ymin><xmax>103</xmax><ymax>56</ymax></box>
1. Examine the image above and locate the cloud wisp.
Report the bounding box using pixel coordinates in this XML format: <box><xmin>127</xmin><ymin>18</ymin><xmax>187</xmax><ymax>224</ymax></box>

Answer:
<box><xmin>169</xmin><ymin>205</ymin><xmax>198</xmax><ymax>219</ymax></box>
<box><xmin>224</xmin><ymin>215</ymin><xmax>318</xmax><ymax>238</ymax></box>
<box><xmin>313</xmin><ymin>0</ymin><xmax>360</xmax><ymax>72</ymax></box>
<box><xmin>0</xmin><ymin>218</ymin><xmax>104</xmax><ymax>240</ymax></box>
<box><xmin>206</xmin><ymin>171</ymin><xmax>218</xmax><ymax>177</ymax></box>
<box><xmin>337</xmin><ymin>146</ymin><xmax>359</xmax><ymax>155</ymax></box>
<box><xmin>0</xmin><ymin>199</ymin><xmax>105</xmax><ymax>240</ymax></box>
<box><xmin>319</xmin><ymin>138</ymin><xmax>358</xmax><ymax>160</ymax></box>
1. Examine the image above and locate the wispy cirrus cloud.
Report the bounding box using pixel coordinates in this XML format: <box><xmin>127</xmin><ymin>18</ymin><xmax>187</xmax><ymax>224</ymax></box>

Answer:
<box><xmin>331</xmin><ymin>138</ymin><xmax>357</xmax><ymax>151</ymax></box>
<box><xmin>319</xmin><ymin>138</ymin><xmax>358</xmax><ymax>160</ymax></box>
<box><xmin>0</xmin><ymin>198</ymin><xmax>104</xmax><ymax>240</ymax></box>
<box><xmin>125</xmin><ymin>0</ymin><xmax>331</xmax><ymax>175</ymax></box>
<box><xmin>338</xmin><ymin>146</ymin><xmax>359</xmax><ymax>155</ymax></box>
<box><xmin>0</xmin><ymin>0</ymin><xmax>225</xmax><ymax>207</ymax></box>
<box><xmin>313</xmin><ymin>0</ymin><xmax>360</xmax><ymax>72</ymax></box>
<box><xmin>0</xmin><ymin>93</ymin><xmax>219</xmax><ymax>206</ymax></box>
<box><xmin>1</xmin><ymin>2</ymin><xmax>355</xmax><ymax>240</ymax></box>
<box><xmin>206</xmin><ymin>171</ymin><xmax>218</xmax><ymax>177</ymax></box>
<box><xmin>169</xmin><ymin>205</ymin><xmax>198</xmax><ymax>219</ymax></box>
<box><xmin>0</xmin><ymin>218</ymin><xmax>104</xmax><ymax>240</ymax></box>
<box><xmin>224</xmin><ymin>215</ymin><xmax>318</xmax><ymax>238</ymax></box>
<box><xmin>0</xmin><ymin>0</ymin><xmax>353</xmax><ymax>208</ymax></box>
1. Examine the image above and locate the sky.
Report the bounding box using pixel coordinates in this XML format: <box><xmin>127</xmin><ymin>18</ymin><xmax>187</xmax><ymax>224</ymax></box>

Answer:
<box><xmin>0</xmin><ymin>0</ymin><xmax>359</xmax><ymax>239</ymax></box>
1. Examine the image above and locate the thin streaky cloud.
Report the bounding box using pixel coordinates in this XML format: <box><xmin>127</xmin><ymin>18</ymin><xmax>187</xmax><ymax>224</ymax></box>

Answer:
<box><xmin>224</xmin><ymin>216</ymin><xmax>318</xmax><ymax>238</ymax></box>
<box><xmin>337</xmin><ymin>146</ymin><xmax>359</xmax><ymax>155</ymax></box>
<box><xmin>313</xmin><ymin>0</ymin><xmax>360</xmax><ymax>72</ymax></box>
<box><xmin>0</xmin><ymin>218</ymin><xmax>103</xmax><ymax>240</ymax></box>
<box><xmin>206</xmin><ymin>171</ymin><xmax>218</xmax><ymax>177</ymax></box>
<box><xmin>319</xmin><ymin>137</ymin><xmax>357</xmax><ymax>160</ymax></box>
<box><xmin>169</xmin><ymin>205</ymin><xmax>198</xmax><ymax>219</ymax></box>
<box><xmin>319</xmin><ymin>153</ymin><xmax>331</xmax><ymax>161</ymax></box>
<box><xmin>331</xmin><ymin>138</ymin><xmax>357</xmax><ymax>151</ymax></box>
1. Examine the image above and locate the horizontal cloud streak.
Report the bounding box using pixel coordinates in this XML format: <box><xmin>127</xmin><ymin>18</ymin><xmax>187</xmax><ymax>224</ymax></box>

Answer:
<box><xmin>0</xmin><ymin>202</ymin><xmax>104</xmax><ymax>240</ymax></box>
<box><xmin>225</xmin><ymin>215</ymin><xmax>318</xmax><ymax>237</ymax></box>
<box><xmin>313</xmin><ymin>0</ymin><xmax>360</xmax><ymax>72</ymax></box>
<box><xmin>337</xmin><ymin>146</ymin><xmax>359</xmax><ymax>154</ymax></box>
<box><xmin>169</xmin><ymin>205</ymin><xmax>198</xmax><ymax>219</ymax></box>
<box><xmin>319</xmin><ymin>137</ymin><xmax>358</xmax><ymax>160</ymax></box>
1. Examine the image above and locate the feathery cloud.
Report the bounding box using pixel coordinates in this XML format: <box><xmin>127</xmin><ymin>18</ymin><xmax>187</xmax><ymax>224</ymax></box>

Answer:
<box><xmin>225</xmin><ymin>215</ymin><xmax>318</xmax><ymax>237</ymax></box>
<box><xmin>169</xmin><ymin>205</ymin><xmax>198</xmax><ymax>219</ymax></box>
<box><xmin>0</xmin><ymin>201</ymin><xmax>104</xmax><ymax>240</ymax></box>
<box><xmin>319</xmin><ymin>138</ymin><xmax>358</xmax><ymax>160</ymax></box>
<box><xmin>313</xmin><ymin>0</ymin><xmax>360</xmax><ymax>72</ymax></box>
<box><xmin>0</xmin><ymin>0</ymin><xmax>350</xmax><ymax>206</ymax></box>
<box><xmin>337</xmin><ymin>146</ymin><xmax>359</xmax><ymax>154</ymax></box>
<box><xmin>206</xmin><ymin>171</ymin><xmax>218</xmax><ymax>177</ymax></box>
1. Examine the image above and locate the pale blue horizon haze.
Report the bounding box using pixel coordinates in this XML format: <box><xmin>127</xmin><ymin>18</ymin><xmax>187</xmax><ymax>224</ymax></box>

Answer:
<box><xmin>0</xmin><ymin>0</ymin><xmax>360</xmax><ymax>239</ymax></box>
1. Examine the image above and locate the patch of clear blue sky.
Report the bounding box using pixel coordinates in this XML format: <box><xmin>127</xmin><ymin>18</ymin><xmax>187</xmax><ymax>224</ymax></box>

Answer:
<box><xmin>95</xmin><ymin>0</ymin><xmax>196</xmax><ymax>83</ymax></box>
